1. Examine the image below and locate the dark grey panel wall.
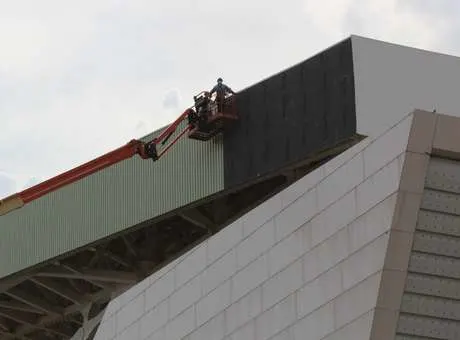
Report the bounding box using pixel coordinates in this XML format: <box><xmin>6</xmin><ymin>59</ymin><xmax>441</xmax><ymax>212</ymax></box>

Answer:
<box><xmin>223</xmin><ymin>38</ymin><xmax>357</xmax><ymax>189</ymax></box>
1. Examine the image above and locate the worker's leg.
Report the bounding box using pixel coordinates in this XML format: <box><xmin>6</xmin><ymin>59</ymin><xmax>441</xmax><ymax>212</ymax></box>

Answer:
<box><xmin>217</xmin><ymin>95</ymin><xmax>223</xmax><ymax>113</ymax></box>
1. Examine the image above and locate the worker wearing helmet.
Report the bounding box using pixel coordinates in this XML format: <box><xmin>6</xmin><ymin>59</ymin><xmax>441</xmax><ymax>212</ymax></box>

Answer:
<box><xmin>210</xmin><ymin>78</ymin><xmax>235</xmax><ymax>112</ymax></box>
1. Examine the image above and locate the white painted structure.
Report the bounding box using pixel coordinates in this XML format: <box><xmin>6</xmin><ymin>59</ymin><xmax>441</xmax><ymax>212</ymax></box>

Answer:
<box><xmin>352</xmin><ymin>35</ymin><xmax>460</xmax><ymax>137</ymax></box>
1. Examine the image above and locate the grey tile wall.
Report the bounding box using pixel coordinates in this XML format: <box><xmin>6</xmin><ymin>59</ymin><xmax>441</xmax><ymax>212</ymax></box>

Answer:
<box><xmin>93</xmin><ymin>112</ymin><xmax>415</xmax><ymax>340</ymax></box>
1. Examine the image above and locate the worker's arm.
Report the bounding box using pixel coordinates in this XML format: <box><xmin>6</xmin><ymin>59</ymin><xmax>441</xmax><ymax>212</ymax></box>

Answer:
<box><xmin>224</xmin><ymin>85</ymin><xmax>235</xmax><ymax>94</ymax></box>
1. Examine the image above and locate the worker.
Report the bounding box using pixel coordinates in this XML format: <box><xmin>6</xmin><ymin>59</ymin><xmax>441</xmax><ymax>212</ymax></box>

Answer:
<box><xmin>210</xmin><ymin>78</ymin><xmax>235</xmax><ymax>112</ymax></box>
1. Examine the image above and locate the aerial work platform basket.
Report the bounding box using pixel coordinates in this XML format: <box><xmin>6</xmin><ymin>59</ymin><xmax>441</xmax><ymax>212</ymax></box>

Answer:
<box><xmin>187</xmin><ymin>91</ymin><xmax>238</xmax><ymax>141</ymax></box>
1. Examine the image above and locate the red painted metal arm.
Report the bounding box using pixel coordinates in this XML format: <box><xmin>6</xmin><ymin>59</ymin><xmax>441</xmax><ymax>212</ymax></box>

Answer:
<box><xmin>19</xmin><ymin>140</ymin><xmax>144</xmax><ymax>203</ymax></box>
<box><xmin>1</xmin><ymin>92</ymin><xmax>231</xmax><ymax>215</ymax></box>
<box><xmin>157</xmin><ymin>124</ymin><xmax>193</xmax><ymax>159</ymax></box>
<box><xmin>15</xmin><ymin>109</ymin><xmax>193</xmax><ymax>205</ymax></box>
<box><xmin>153</xmin><ymin>110</ymin><xmax>190</xmax><ymax>144</ymax></box>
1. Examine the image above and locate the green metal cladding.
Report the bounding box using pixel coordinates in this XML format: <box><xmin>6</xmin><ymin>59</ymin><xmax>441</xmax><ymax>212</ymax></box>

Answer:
<box><xmin>0</xmin><ymin>123</ymin><xmax>224</xmax><ymax>278</ymax></box>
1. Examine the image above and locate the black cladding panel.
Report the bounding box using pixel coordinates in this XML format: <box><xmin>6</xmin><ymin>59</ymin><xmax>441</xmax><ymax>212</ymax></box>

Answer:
<box><xmin>223</xmin><ymin>38</ymin><xmax>357</xmax><ymax>189</ymax></box>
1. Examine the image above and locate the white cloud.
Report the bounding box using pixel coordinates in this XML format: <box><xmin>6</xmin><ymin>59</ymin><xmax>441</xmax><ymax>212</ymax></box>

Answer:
<box><xmin>162</xmin><ymin>89</ymin><xmax>181</xmax><ymax>110</ymax></box>
<box><xmin>22</xmin><ymin>177</ymin><xmax>42</xmax><ymax>191</ymax></box>
<box><xmin>0</xmin><ymin>18</ymin><xmax>49</xmax><ymax>77</ymax></box>
<box><xmin>0</xmin><ymin>0</ymin><xmax>459</xmax><ymax>198</ymax></box>
<box><xmin>0</xmin><ymin>173</ymin><xmax>16</xmax><ymax>198</ymax></box>
<box><xmin>303</xmin><ymin>0</ymin><xmax>446</xmax><ymax>51</ymax></box>
<box><xmin>0</xmin><ymin>1</ymin><xmax>112</xmax><ymax>78</ymax></box>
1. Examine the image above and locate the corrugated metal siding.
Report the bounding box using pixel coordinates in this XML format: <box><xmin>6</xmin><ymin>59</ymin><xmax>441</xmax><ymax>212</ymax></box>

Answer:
<box><xmin>396</xmin><ymin>157</ymin><xmax>460</xmax><ymax>339</ymax></box>
<box><xmin>0</xmin><ymin>122</ymin><xmax>224</xmax><ymax>278</ymax></box>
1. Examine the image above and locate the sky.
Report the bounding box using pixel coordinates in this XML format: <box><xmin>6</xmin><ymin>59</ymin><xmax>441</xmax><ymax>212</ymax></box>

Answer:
<box><xmin>1</xmin><ymin>0</ymin><xmax>459</xmax><ymax>198</ymax></box>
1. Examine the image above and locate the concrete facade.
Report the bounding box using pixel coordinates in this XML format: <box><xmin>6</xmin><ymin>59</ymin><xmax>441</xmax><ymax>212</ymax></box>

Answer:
<box><xmin>352</xmin><ymin>35</ymin><xmax>460</xmax><ymax>138</ymax></box>
<box><xmin>92</xmin><ymin>108</ymin><xmax>455</xmax><ymax>340</ymax></box>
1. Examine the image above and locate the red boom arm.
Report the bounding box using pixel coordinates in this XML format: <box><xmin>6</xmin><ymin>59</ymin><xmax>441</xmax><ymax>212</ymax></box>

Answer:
<box><xmin>154</xmin><ymin>110</ymin><xmax>190</xmax><ymax>144</ymax></box>
<box><xmin>0</xmin><ymin>91</ymin><xmax>238</xmax><ymax>217</ymax></box>
<box><xmin>18</xmin><ymin>110</ymin><xmax>193</xmax><ymax>204</ymax></box>
<box><xmin>19</xmin><ymin>140</ymin><xmax>144</xmax><ymax>203</ymax></box>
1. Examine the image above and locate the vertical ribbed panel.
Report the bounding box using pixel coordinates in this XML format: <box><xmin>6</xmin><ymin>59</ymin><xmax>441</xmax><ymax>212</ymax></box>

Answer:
<box><xmin>396</xmin><ymin>157</ymin><xmax>460</xmax><ymax>339</ymax></box>
<box><xmin>0</xmin><ymin>122</ymin><xmax>224</xmax><ymax>278</ymax></box>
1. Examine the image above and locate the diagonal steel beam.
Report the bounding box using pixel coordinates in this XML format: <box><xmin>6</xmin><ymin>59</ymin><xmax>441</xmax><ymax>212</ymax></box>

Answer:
<box><xmin>14</xmin><ymin>285</ymin><xmax>128</xmax><ymax>337</ymax></box>
<box><xmin>89</xmin><ymin>246</ymin><xmax>132</xmax><ymax>269</ymax></box>
<box><xmin>100</xmin><ymin>250</ymin><xmax>132</xmax><ymax>268</ymax></box>
<box><xmin>0</xmin><ymin>318</ymin><xmax>8</xmax><ymax>332</ymax></box>
<box><xmin>59</xmin><ymin>265</ymin><xmax>108</xmax><ymax>289</ymax></box>
<box><xmin>29</xmin><ymin>278</ymin><xmax>84</xmax><ymax>305</ymax></box>
<box><xmin>69</xmin><ymin>308</ymin><xmax>105</xmax><ymax>340</ymax></box>
<box><xmin>35</xmin><ymin>269</ymin><xmax>137</xmax><ymax>285</ymax></box>
<box><xmin>178</xmin><ymin>208</ymin><xmax>216</xmax><ymax>230</ymax></box>
<box><xmin>0</xmin><ymin>308</ymin><xmax>74</xmax><ymax>339</ymax></box>
<box><xmin>0</xmin><ymin>330</ymin><xmax>31</xmax><ymax>340</ymax></box>
<box><xmin>0</xmin><ymin>308</ymin><xmax>36</xmax><ymax>326</ymax></box>
<box><xmin>4</xmin><ymin>289</ymin><xmax>61</xmax><ymax>316</ymax></box>
<box><xmin>122</xmin><ymin>236</ymin><xmax>137</xmax><ymax>257</ymax></box>
<box><xmin>0</xmin><ymin>277</ymin><xmax>28</xmax><ymax>296</ymax></box>
<box><xmin>0</xmin><ymin>301</ymin><xmax>44</xmax><ymax>315</ymax></box>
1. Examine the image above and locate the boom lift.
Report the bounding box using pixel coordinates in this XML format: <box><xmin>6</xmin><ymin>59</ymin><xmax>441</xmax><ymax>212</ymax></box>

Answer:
<box><xmin>144</xmin><ymin>90</ymin><xmax>237</xmax><ymax>160</ymax></box>
<box><xmin>187</xmin><ymin>91</ymin><xmax>238</xmax><ymax>141</ymax></box>
<box><xmin>0</xmin><ymin>91</ymin><xmax>238</xmax><ymax>215</ymax></box>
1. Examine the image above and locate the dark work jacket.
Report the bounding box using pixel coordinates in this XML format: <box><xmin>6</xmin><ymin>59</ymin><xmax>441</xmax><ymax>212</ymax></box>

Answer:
<box><xmin>210</xmin><ymin>83</ymin><xmax>234</xmax><ymax>97</ymax></box>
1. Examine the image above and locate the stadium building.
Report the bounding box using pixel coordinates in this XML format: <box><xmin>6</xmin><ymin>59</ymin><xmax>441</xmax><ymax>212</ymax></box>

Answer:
<box><xmin>2</xmin><ymin>35</ymin><xmax>460</xmax><ymax>340</ymax></box>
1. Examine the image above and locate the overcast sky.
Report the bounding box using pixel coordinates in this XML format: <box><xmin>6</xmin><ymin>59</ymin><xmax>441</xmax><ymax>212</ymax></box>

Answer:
<box><xmin>1</xmin><ymin>0</ymin><xmax>459</xmax><ymax>198</ymax></box>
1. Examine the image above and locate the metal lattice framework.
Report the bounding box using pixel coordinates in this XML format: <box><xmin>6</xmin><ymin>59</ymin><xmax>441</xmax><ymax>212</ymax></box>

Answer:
<box><xmin>0</xmin><ymin>137</ymin><xmax>360</xmax><ymax>339</ymax></box>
